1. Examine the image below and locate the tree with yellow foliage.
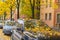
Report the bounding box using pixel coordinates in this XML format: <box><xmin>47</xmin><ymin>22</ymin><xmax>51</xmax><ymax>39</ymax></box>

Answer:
<box><xmin>0</xmin><ymin>1</ymin><xmax>8</xmax><ymax>20</ymax></box>
<box><xmin>5</xmin><ymin>0</ymin><xmax>16</xmax><ymax>20</ymax></box>
<box><xmin>21</xmin><ymin>0</ymin><xmax>40</xmax><ymax>19</ymax></box>
<box><xmin>20</xmin><ymin>0</ymin><xmax>32</xmax><ymax>18</ymax></box>
<box><xmin>29</xmin><ymin>0</ymin><xmax>35</xmax><ymax>19</ymax></box>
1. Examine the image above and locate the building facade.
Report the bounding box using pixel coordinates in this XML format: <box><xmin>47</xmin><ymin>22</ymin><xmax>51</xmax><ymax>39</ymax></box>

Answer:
<box><xmin>54</xmin><ymin>0</ymin><xmax>60</xmax><ymax>27</ymax></box>
<box><xmin>40</xmin><ymin>0</ymin><xmax>60</xmax><ymax>27</ymax></box>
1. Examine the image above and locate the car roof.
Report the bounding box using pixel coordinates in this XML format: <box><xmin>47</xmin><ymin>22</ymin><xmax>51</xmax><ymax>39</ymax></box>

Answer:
<box><xmin>17</xmin><ymin>19</ymin><xmax>24</xmax><ymax>24</ymax></box>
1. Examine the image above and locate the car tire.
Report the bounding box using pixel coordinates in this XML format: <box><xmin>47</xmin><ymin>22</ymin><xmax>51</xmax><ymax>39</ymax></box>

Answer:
<box><xmin>4</xmin><ymin>33</ymin><xmax>6</xmax><ymax>35</ymax></box>
<box><xmin>0</xmin><ymin>27</ymin><xmax>3</xmax><ymax>29</ymax></box>
<box><xmin>21</xmin><ymin>38</ymin><xmax>24</xmax><ymax>40</ymax></box>
<box><xmin>10</xmin><ymin>32</ymin><xmax>12</xmax><ymax>36</ymax></box>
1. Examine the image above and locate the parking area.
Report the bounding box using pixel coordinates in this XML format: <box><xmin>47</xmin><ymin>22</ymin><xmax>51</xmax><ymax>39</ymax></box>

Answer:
<box><xmin>0</xmin><ymin>29</ymin><xmax>10</xmax><ymax>40</ymax></box>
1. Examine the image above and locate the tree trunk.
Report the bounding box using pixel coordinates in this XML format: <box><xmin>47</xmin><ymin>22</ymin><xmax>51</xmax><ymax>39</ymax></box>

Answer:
<box><xmin>32</xmin><ymin>6</ymin><xmax>34</xmax><ymax>19</ymax></box>
<box><xmin>4</xmin><ymin>12</ymin><xmax>6</xmax><ymax>20</ymax></box>
<box><xmin>16</xmin><ymin>0</ymin><xmax>20</xmax><ymax>19</ymax></box>
<box><xmin>17</xmin><ymin>4</ymin><xmax>19</xmax><ymax>19</ymax></box>
<box><xmin>29</xmin><ymin>0</ymin><xmax>35</xmax><ymax>19</ymax></box>
<box><xmin>10</xmin><ymin>6</ymin><xmax>12</xmax><ymax>21</ymax></box>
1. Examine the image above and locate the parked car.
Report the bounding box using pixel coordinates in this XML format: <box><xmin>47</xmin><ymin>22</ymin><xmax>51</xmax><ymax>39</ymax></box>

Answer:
<box><xmin>17</xmin><ymin>19</ymin><xmax>25</xmax><ymax>32</ymax></box>
<box><xmin>23</xmin><ymin>31</ymin><xmax>38</xmax><ymax>40</ymax></box>
<box><xmin>11</xmin><ymin>19</ymin><xmax>25</xmax><ymax>40</ymax></box>
<box><xmin>11</xmin><ymin>30</ymin><xmax>38</xmax><ymax>40</ymax></box>
<box><xmin>0</xmin><ymin>20</ymin><xmax>4</xmax><ymax>29</ymax></box>
<box><xmin>11</xmin><ymin>30</ymin><xmax>24</xmax><ymax>40</ymax></box>
<box><xmin>23</xmin><ymin>31</ymin><xmax>47</xmax><ymax>40</ymax></box>
<box><xmin>3</xmin><ymin>20</ymin><xmax>17</xmax><ymax>35</ymax></box>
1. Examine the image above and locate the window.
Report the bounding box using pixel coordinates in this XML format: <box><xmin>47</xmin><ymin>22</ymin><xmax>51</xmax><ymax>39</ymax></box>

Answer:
<box><xmin>46</xmin><ymin>0</ymin><xmax>48</xmax><ymax>8</ymax></box>
<box><xmin>2</xmin><ymin>0</ymin><xmax>5</xmax><ymax>2</ymax></box>
<box><xmin>50</xmin><ymin>0</ymin><xmax>52</xmax><ymax>7</ymax></box>
<box><xmin>57</xmin><ymin>14</ymin><xmax>60</xmax><ymax>23</ymax></box>
<box><xmin>39</xmin><ymin>1</ymin><xmax>40</xmax><ymax>4</ymax></box>
<box><xmin>45</xmin><ymin>13</ymin><xmax>47</xmax><ymax>20</ymax></box>
<box><xmin>58</xmin><ymin>0</ymin><xmax>60</xmax><ymax>3</ymax></box>
<box><xmin>58</xmin><ymin>0</ymin><xmax>60</xmax><ymax>5</ymax></box>
<box><xmin>49</xmin><ymin>13</ymin><xmax>51</xmax><ymax>20</ymax></box>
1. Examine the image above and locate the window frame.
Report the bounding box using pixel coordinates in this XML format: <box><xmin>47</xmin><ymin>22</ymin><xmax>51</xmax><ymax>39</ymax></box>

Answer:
<box><xmin>46</xmin><ymin>0</ymin><xmax>48</xmax><ymax>8</ymax></box>
<box><xmin>45</xmin><ymin>13</ymin><xmax>47</xmax><ymax>20</ymax></box>
<box><xmin>50</xmin><ymin>0</ymin><xmax>52</xmax><ymax>7</ymax></box>
<box><xmin>49</xmin><ymin>13</ymin><xmax>51</xmax><ymax>20</ymax></box>
<box><xmin>57</xmin><ymin>14</ymin><xmax>60</xmax><ymax>23</ymax></box>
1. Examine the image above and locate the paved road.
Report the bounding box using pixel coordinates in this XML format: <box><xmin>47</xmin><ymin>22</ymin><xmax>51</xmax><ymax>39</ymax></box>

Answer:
<box><xmin>0</xmin><ymin>29</ymin><xmax>10</xmax><ymax>40</ymax></box>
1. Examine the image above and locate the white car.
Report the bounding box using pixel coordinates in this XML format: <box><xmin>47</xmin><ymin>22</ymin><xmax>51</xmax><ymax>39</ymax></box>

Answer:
<box><xmin>3</xmin><ymin>20</ymin><xmax>17</xmax><ymax>35</ymax></box>
<box><xmin>11</xmin><ymin>19</ymin><xmax>25</xmax><ymax>40</ymax></box>
<box><xmin>17</xmin><ymin>19</ymin><xmax>25</xmax><ymax>32</ymax></box>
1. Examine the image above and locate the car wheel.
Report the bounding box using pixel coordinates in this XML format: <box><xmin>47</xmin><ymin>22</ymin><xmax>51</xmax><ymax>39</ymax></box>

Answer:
<box><xmin>21</xmin><ymin>38</ymin><xmax>24</xmax><ymax>40</ymax></box>
<box><xmin>10</xmin><ymin>32</ymin><xmax>12</xmax><ymax>36</ymax></box>
<box><xmin>0</xmin><ymin>27</ymin><xmax>3</xmax><ymax>29</ymax></box>
<box><xmin>4</xmin><ymin>33</ymin><xmax>6</xmax><ymax>35</ymax></box>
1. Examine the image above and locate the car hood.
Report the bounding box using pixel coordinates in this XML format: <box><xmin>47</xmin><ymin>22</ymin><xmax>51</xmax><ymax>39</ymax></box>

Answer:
<box><xmin>3</xmin><ymin>25</ymin><xmax>12</xmax><ymax>29</ymax></box>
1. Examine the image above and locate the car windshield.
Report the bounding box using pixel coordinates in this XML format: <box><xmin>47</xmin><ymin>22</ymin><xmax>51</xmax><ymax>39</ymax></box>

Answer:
<box><xmin>0</xmin><ymin>20</ymin><xmax>3</xmax><ymax>23</ymax></box>
<box><xmin>16</xmin><ymin>22</ymin><xmax>23</xmax><ymax>27</ymax></box>
<box><xmin>6</xmin><ymin>21</ymin><xmax>15</xmax><ymax>26</ymax></box>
